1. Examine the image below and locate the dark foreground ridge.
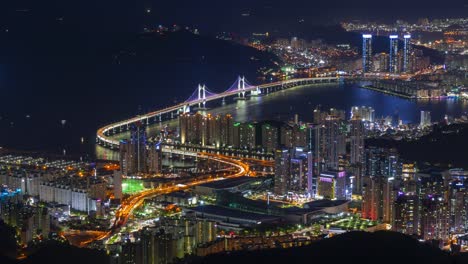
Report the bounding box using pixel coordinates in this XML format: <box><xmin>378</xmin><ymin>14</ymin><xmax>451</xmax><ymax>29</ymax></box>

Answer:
<box><xmin>191</xmin><ymin>231</ymin><xmax>468</xmax><ymax>264</ymax></box>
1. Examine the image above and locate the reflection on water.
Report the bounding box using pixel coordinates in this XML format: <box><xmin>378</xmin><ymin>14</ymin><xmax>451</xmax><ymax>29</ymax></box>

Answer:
<box><xmin>95</xmin><ymin>144</ymin><xmax>196</xmax><ymax>167</ymax></box>
<box><xmin>96</xmin><ymin>82</ymin><xmax>468</xmax><ymax>160</ymax></box>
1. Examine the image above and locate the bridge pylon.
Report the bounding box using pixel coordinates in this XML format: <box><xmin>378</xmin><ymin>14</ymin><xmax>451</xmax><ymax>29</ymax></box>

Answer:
<box><xmin>197</xmin><ymin>84</ymin><xmax>207</xmax><ymax>109</ymax></box>
<box><xmin>236</xmin><ymin>76</ymin><xmax>247</xmax><ymax>100</ymax></box>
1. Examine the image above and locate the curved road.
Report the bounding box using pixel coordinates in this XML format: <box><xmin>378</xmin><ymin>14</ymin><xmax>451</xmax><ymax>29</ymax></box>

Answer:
<box><xmin>85</xmin><ymin>77</ymin><xmax>338</xmax><ymax>246</ymax></box>
<box><xmin>73</xmin><ymin>152</ymin><xmax>250</xmax><ymax>246</ymax></box>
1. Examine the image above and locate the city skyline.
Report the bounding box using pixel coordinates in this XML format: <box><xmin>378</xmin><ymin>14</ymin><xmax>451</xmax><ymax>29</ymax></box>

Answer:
<box><xmin>0</xmin><ymin>2</ymin><xmax>467</xmax><ymax>264</ymax></box>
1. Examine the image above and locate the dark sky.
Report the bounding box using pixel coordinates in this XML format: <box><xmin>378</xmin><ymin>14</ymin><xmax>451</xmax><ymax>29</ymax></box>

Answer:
<box><xmin>1</xmin><ymin>0</ymin><xmax>467</xmax><ymax>34</ymax></box>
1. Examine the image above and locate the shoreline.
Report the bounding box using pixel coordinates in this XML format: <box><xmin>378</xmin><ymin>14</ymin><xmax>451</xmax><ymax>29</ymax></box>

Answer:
<box><xmin>360</xmin><ymin>85</ymin><xmax>415</xmax><ymax>99</ymax></box>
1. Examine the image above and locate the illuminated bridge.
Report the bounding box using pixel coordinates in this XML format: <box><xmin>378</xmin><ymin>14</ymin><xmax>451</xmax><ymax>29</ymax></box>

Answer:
<box><xmin>96</xmin><ymin>76</ymin><xmax>340</xmax><ymax>149</ymax></box>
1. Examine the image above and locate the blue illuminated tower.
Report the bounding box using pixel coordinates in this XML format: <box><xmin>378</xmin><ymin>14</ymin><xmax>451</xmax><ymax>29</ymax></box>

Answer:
<box><xmin>389</xmin><ymin>35</ymin><xmax>399</xmax><ymax>73</ymax></box>
<box><xmin>403</xmin><ymin>34</ymin><xmax>411</xmax><ymax>72</ymax></box>
<box><xmin>362</xmin><ymin>34</ymin><xmax>373</xmax><ymax>73</ymax></box>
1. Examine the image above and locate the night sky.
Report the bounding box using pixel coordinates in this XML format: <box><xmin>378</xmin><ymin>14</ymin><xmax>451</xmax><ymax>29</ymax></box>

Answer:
<box><xmin>0</xmin><ymin>0</ymin><xmax>466</xmax><ymax>35</ymax></box>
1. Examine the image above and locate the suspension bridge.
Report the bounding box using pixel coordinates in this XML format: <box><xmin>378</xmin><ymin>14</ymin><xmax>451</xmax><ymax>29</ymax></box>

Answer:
<box><xmin>96</xmin><ymin>76</ymin><xmax>340</xmax><ymax>148</ymax></box>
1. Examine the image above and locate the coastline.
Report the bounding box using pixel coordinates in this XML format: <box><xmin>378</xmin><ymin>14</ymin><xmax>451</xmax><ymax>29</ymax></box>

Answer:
<box><xmin>360</xmin><ymin>84</ymin><xmax>415</xmax><ymax>99</ymax></box>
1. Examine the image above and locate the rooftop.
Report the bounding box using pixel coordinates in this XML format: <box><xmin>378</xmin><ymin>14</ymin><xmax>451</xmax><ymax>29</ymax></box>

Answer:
<box><xmin>189</xmin><ymin>205</ymin><xmax>280</xmax><ymax>222</ymax></box>
<box><xmin>197</xmin><ymin>176</ymin><xmax>259</xmax><ymax>189</ymax></box>
<box><xmin>302</xmin><ymin>199</ymin><xmax>349</xmax><ymax>210</ymax></box>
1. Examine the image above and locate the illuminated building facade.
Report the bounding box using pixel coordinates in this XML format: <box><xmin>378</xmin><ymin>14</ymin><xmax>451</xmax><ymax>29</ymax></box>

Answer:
<box><xmin>362</xmin><ymin>34</ymin><xmax>373</xmax><ymax>73</ymax></box>
<box><xmin>120</xmin><ymin>123</ymin><xmax>148</xmax><ymax>175</ymax></box>
<box><xmin>232</xmin><ymin>122</ymin><xmax>256</xmax><ymax>149</ymax></box>
<box><xmin>362</xmin><ymin>176</ymin><xmax>395</xmax><ymax>222</ymax></box>
<box><xmin>389</xmin><ymin>35</ymin><xmax>399</xmax><ymax>73</ymax></box>
<box><xmin>393</xmin><ymin>193</ymin><xmax>420</xmax><ymax>235</ymax></box>
<box><xmin>420</xmin><ymin>111</ymin><xmax>432</xmax><ymax>128</ymax></box>
<box><xmin>318</xmin><ymin>170</ymin><xmax>347</xmax><ymax>200</ymax></box>
<box><xmin>274</xmin><ymin>147</ymin><xmax>313</xmax><ymax>196</ymax></box>
<box><xmin>261</xmin><ymin>123</ymin><xmax>279</xmax><ymax>153</ymax></box>
<box><xmin>403</xmin><ymin>34</ymin><xmax>411</xmax><ymax>72</ymax></box>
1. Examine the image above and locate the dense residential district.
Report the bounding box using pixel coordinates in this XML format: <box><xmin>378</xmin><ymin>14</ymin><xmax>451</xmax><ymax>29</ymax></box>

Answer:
<box><xmin>1</xmin><ymin>15</ymin><xmax>467</xmax><ymax>264</ymax></box>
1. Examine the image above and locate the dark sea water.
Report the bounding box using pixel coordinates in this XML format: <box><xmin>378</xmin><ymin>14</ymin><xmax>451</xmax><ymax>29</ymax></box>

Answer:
<box><xmin>2</xmin><ymin>64</ymin><xmax>468</xmax><ymax>160</ymax></box>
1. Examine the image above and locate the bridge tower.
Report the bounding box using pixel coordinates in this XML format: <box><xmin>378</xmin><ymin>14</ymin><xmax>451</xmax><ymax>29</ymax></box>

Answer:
<box><xmin>236</xmin><ymin>76</ymin><xmax>246</xmax><ymax>99</ymax></box>
<box><xmin>198</xmin><ymin>84</ymin><xmax>207</xmax><ymax>108</ymax></box>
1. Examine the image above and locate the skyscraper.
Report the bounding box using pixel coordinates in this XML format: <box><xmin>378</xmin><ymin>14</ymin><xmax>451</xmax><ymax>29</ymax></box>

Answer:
<box><xmin>403</xmin><ymin>34</ymin><xmax>411</xmax><ymax>72</ymax></box>
<box><xmin>273</xmin><ymin>147</ymin><xmax>313</xmax><ymax>196</ymax></box>
<box><xmin>393</xmin><ymin>192</ymin><xmax>420</xmax><ymax>236</ymax></box>
<box><xmin>373</xmin><ymin>53</ymin><xmax>389</xmax><ymax>72</ymax></box>
<box><xmin>323</xmin><ymin>115</ymin><xmax>345</xmax><ymax>170</ymax></box>
<box><xmin>350</xmin><ymin>118</ymin><xmax>365</xmax><ymax>165</ymax></box>
<box><xmin>389</xmin><ymin>35</ymin><xmax>399</xmax><ymax>73</ymax></box>
<box><xmin>362</xmin><ymin>34</ymin><xmax>373</xmax><ymax>73</ymax></box>
<box><xmin>350</xmin><ymin>117</ymin><xmax>365</xmax><ymax>195</ymax></box>
<box><xmin>261</xmin><ymin>123</ymin><xmax>279</xmax><ymax>153</ymax></box>
<box><xmin>318</xmin><ymin>170</ymin><xmax>347</xmax><ymax>200</ymax></box>
<box><xmin>420</xmin><ymin>195</ymin><xmax>450</xmax><ymax>241</ymax></box>
<box><xmin>148</xmin><ymin>142</ymin><xmax>162</xmax><ymax>174</ymax></box>
<box><xmin>274</xmin><ymin>149</ymin><xmax>290</xmax><ymax>195</ymax></box>
<box><xmin>364</xmin><ymin>147</ymin><xmax>402</xmax><ymax>179</ymax></box>
<box><xmin>350</xmin><ymin>106</ymin><xmax>375</xmax><ymax>122</ymax></box>
<box><xmin>448</xmin><ymin>180</ymin><xmax>468</xmax><ymax>233</ymax></box>
<box><xmin>120</xmin><ymin>122</ymin><xmax>148</xmax><ymax>175</ymax></box>
<box><xmin>362</xmin><ymin>176</ymin><xmax>395</xmax><ymax>222</ymax></box>
<box><xmin>113</xmin><ymin>171</ymin><xmax>123</xmax><ymax>200</ymax></box>
<box><xmin>233</xmin><ymin>122</ymin><xmax>256</xmax><ymax>149</ymax></box>
<box><xmin>218</xmin><ymin>114</ymin><xmax>234</xmax><ymax>147</ymax></box>
<box><xmin>290</xmin><ymin>148</ymin><xmax>313</xmax><ymax>196</ymax></box>
<box><xmin>420</xmin><ymin>111</ymin><xmax>431</xmax><ymax>128</ymax></box>
<box><xmin>179</xmin><ymin>113</ymin><xmax>190</xmax><ymax>144</ymax></box>
<box><xmin>281</xmin><ymin>124</ymin><xmax>307</xmax><ymax>149</ymax></box>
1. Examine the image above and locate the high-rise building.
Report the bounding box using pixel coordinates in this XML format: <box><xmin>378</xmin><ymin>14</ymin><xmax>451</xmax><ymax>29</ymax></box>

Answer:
<box><xmin>448</xmin><ymin>180</ymin><xmax>468</xmax><ymax>233</ymax></box>
<box><xmin>373</xmin><ymin>53</ymin><xmax>389</xmax><ymax>72</ymax></box>
<box><xmin>389</xmin><ymin>35</ymin><xmax>399</xmax><ymax>73</ymax></box>
<box><xmin>124</xmin><ymin>217</ymin><xmax>217</xmax><ymax>264</ymax></box>
<box><xmin>218</xmin><ymin>114</ymin><xmax>234</xmax><ymax>147</ymax></box>
<box><xmin>120</xmin><ymin>122</ymin><xmax>148</xmax><ymax>175</ymax></box>
<box><xmin>323</xmin><ymin>115</ymin><xmax>345</xmax><ymax>170</ymax></box>
<box><xmin>233</xmin><ymin>122</ymin><xmax>256</xmax><ymax>149</ymax></box>
<box><xmin>350</xmin><ymin>118</ymin><xmax>365</xmax><ymax>195</ymax></box>
<box><xmin>364</xmin><ymin>147</ymin><xmax>402</xmax><ymax>179</ymax></box>
<box><xmin>202</xmin><ymin>113</ymin><xmax>218</xmax><ymax>147</ymax></box>
<box><xmin>148</xmin><ymin>143</ymin><xmax>162</xmax><ymax>174</ymax></box>
<box><xmin>179</xmin><ymin>113</ymin><xmax>190</xmax><ymax>145</ymax></box>
<box><xmin>132</xmin><ymin>122</ymin><xmax>148</xmax><ymax>173</ymax></box>
<box><xmin>393</xmin><ymin>192</ymin><xmax>420</xmax><ymax>236</ymax></box>
<box><xmin>313</xmin><ymin>107</ymin><xmax>324</xmax><ymax>124</ymax></box>
<box><xmin>306</xmin><ymin>124</ymin><xmax>324</xmax><ymax>185</ymax></box>
<box><xmin>191</xmin><ymin>113</ymin><xmax>204</xmax><ymax>146</ymax></box>
<box><xmin>350</xmin><ymin>118</ymin><xmax>365</xmax><ymax>165</ymax></box>
<box><xmin>290</xmin><ymin>148</ymin><xmax>313</xmax><ymax>196</ymax></box>
<box><xmin>350</xmin><ymin>106</ymin><xmax>375</xmax><ymax>122</ymax></box>
<box><xmin>362</xmin><ymin>34</ymin><xmax>373</xmax><ymax>73</ymax></box>
<box><xmin>274</xmin><ymin>149</ymin><xmax>290</xmax><ymax>195</ymax></box>
<box><xmin>180</xmin><ymin>113</ymin><xmax>233</xmax><ymax>147</ymax></box>
<box><xmin>281</xmin><ymin>124</ymin><xmax>307</xmax><ymax>149</ymax></box>
<box><xmin>420</xmin><ymin>111</ymin><xmax>431</xmax><ymax>128</ymax></box>
<box><xmin>362</xmin><ymin>176</ymin><xmax>396</xmax><ymax>222</ymax></box>
<box><xmin>274</xmin><ymin>147</ymin><xmax>313</xmax><ymax>196</ymax></box>
<box><xmin>403</xmin><ymin>34</ymin><xmax>411</xmax><ymax>72</ymax></box>
<box><xmin>317</xmin><ymin>170</ymin><xmax>347</xmax><ymax>200</ymax></box>
<box><xmin>119</xmin><ymin>122</ymin><xmax>163</xmax><ymax>176</ymax></box>
<box><xmin>113</xmin><ymin>171</ymin><xmax>123</xmax><ymax>200</ymax></box>
<box><xmin>420</xmin><ymin>195</ymin><xmax>450</xmax><ymax>241</ymax></box>
<box><xmin>261</xmin><ymin>123</ymin><xmax>279</xmax><ymax>153</ymax></box>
